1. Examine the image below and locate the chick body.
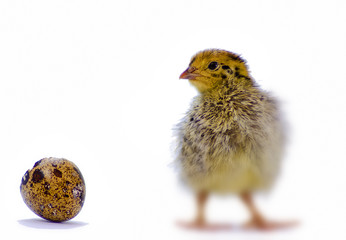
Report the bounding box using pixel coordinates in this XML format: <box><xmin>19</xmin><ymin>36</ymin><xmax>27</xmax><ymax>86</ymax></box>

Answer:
<box><xmin>176</xmin><ymin>49</ymin><xmax>284</xmax><ymax>194</ymax></box>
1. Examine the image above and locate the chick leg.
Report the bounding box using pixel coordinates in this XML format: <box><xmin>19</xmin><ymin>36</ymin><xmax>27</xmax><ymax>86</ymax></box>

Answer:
<box><xmin>195</xmin><ymin>191</ymin><xmax>208</xmax><ymax>225</ymax></box>
<box><xmin>178</xmin><ymin>191</ymin><xmax>232</xmax><ymax>230</ymax></box>
<box><xmin>240</xmin><ymin>192</ymin><xmax>297</xmax><ymax>230</ymax></box>
<box><xmin>177</xmin><ymin>191</ymin><xmax>208</xmax><ymax>228</ymax></box>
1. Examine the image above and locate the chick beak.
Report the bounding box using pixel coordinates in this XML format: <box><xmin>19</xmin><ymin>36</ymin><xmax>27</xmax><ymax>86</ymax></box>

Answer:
<box><xmin>179</xmin><ymin>67</ymin><xmax>200</xmax><ymax>80</ymax></box>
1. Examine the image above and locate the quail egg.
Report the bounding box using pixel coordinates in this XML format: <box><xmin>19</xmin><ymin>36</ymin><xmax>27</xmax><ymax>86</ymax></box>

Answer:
<box><xmin>20</xmin><ymin>157</ymin><xmax>86</xmax><ymax>222</ymax></box>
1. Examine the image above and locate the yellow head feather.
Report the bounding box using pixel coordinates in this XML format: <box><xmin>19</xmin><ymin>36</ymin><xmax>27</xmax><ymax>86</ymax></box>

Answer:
<box><xmin>180</xmin><ymin>49</ymin><xmax>251</xmax><ymax>92</ymax></box>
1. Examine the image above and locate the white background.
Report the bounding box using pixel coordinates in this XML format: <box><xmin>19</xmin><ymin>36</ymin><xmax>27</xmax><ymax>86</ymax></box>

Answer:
<box><xmin>1</xmin><ymin>0</ymin><xmax>346</xmax><ymax>239</ymax></box>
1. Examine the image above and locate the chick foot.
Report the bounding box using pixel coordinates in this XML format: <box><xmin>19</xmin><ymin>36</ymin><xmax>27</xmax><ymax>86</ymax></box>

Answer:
<box><xmin>241</xmin><ymin>192</ymin><xmax>298</xmax><ymax>231</ymax></box>
<box><xmin>243</xmin><ymin>218</ymin><xmax>298</xmax><ymax>231</ymax></box>
<box><xmin>177</xmin><ymin>191</ymin><xmax>233</xmax><ymax>231</ymax></box>
<box><xmin>177</xmin><ymin>220</ymin><xmax>233</xmax><ymax>231</ymax></box>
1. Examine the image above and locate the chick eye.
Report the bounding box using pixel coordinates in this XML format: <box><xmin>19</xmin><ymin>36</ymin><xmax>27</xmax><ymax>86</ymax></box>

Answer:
<box><xmin>208</xmin><ymin>61</ymin><xmax>219</xmax><ymax>70</ymax></box>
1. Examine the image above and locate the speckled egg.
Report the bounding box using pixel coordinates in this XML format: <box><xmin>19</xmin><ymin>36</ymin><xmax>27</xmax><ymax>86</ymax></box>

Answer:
<box><xmin>20</xmin><ymin>157</ymin><xmax>86</xmax><ymax>222</ymax></box>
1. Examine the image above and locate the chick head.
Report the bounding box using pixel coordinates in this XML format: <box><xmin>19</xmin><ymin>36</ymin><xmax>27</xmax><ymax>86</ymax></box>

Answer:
<box><xmin>180</xmin><ymin>49</ymin><xmax>250</xmax><ymax>92</ymax></box>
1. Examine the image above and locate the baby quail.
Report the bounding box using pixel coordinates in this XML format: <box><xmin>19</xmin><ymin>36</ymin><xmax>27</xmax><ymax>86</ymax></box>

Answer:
<box><xmin>175</xmin><ymin>49</ymin><xmax>293</xmax><ymax>230</ymax></box>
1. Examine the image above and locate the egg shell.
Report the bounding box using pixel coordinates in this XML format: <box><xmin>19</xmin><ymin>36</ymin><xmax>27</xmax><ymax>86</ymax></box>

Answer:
<box><xmin>20</xmin><ymin>157</ymin><xmax>86</xmax><ymax>222</ymax></box>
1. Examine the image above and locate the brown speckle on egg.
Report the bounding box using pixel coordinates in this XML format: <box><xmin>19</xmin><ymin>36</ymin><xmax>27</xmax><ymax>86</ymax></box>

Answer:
<box><xmin>20</xmin><ymin>157</ymin><xmax>86</xmax><ymax>222</ymax></box>
<box><xmin>53</xmin><ymin>169</ymin><xmax>62</xmax><ymax>178</ymax></box>
<box><xmin>32</xmin><ymin>169</ymin><xmax>44</xmax><ymax>183</ymax></box>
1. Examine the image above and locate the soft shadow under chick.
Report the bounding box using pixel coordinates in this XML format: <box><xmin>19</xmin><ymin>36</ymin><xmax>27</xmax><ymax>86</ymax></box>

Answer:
<box><xmin>175</xmin><ymin>49</ymin><xmax>295</xmax><ymax>230</ymax></box>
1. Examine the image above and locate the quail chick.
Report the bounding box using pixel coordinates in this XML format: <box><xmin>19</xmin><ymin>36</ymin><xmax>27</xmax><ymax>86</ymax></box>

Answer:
<box><xmin>175</xmin><ymin>49</ymin><xmax>294</xmax><ymax>230</ymax></box>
